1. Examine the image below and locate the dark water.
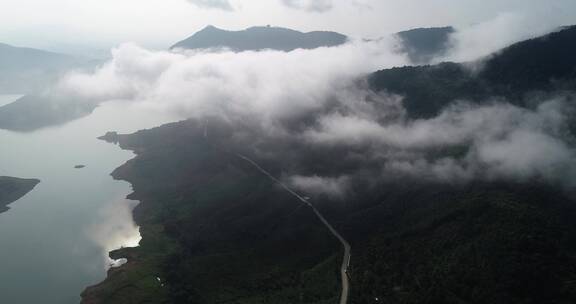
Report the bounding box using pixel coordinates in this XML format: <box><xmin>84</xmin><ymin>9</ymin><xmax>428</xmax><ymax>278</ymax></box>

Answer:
<box><xmin>0</xmin><ymin>97</ymin><xmax>174</xmax><ymax>304</ymax></box>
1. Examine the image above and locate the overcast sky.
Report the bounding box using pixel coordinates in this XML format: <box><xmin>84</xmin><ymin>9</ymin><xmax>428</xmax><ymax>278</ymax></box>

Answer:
<box><xmin>0</xmin><ymin>0</ymin><xmax>575</xmax><ymax>54</ymax></box>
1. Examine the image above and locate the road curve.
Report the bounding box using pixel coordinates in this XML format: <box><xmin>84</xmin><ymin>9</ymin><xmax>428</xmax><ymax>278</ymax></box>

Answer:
<box><xmin>237</xmin><ymin>154</ymin><xmax>351</xmax><ymax>304</ymax></box>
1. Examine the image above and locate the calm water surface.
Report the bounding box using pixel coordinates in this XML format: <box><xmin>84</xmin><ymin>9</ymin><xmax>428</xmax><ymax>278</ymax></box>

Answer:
<box><xmin>0</xmin><ymin>96</ymin><xmax>175</xmax><ymax>304</ymax></box>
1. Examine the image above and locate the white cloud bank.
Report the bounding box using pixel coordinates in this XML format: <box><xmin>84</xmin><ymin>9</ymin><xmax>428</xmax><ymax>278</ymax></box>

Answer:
<box><xmin>443</xmin><ymin>12</ymin><xmax>567</xmax><ymax>63</ymax></box>
<box><xmin>57</xmin><ymin>38</ymin><xmax>407</xmax><ymax>132</ymax></box>
<box><xmin>56</xmin><ymin>28</ymin><xmax>576</xmax><ymax>194</ymax></box>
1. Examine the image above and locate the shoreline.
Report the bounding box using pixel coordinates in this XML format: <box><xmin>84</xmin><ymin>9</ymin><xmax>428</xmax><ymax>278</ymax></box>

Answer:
<box><xmin>80</xmin><ymin>135</ymin><xmax>166</xmax><ymax>304</ymax></box>
<box><xmin>80</xmin><ymin>123</ymin><xmax>343</xmax><ymax>303</ymax></box>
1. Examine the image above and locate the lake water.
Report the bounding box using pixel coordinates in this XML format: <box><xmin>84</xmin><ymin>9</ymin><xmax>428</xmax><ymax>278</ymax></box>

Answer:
<box><xmin>0</xmin><ymin>96</ymin><xmax>176</xmax><ymax>304</ymax></box>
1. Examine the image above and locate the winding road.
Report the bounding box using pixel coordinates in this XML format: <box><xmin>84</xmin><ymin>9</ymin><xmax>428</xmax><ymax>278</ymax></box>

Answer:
<box><xmin>237</xmin><ymin>154</ymin><xmax>351</xmax><ymax>304</ymax></box>
<box><xmin>203</xmin><ymin>120</ymin><xmax>351</xmax><ymax>303</ymax></box>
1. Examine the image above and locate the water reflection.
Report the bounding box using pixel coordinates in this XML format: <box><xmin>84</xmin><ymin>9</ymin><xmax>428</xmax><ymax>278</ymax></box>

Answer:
<box><xmin>0</xmin><ymin>97</ymin><xmax>177</xmax><ymax>304</ymax></box>
<box><xmin>85</xmin><ymin>195</ymin><xmax>142</xmax><ymax>270</ymax></box>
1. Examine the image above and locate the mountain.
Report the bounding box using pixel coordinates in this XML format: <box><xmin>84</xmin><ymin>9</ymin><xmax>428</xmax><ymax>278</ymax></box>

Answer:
<box><xmin>85</xmin><ymin>126</ymin><xmax>576</xmax><ymax>304</ymax></box>
<box><xmin>82</xmin><ymin>26</ymin><xmax>576</xmax><ymax>303</ymax></box>
<box><xmin>170</xmin><ymin>25</ymin><xmax>348</xmax><ymax>52</ymax></box>
<box><xmin>370</xmin><ymin>25</ymin><xmax>576</xmax><ymax>118</ymax></box>
<box><xmin>0</xmin><ymin>43</ymin><xmax>77</xmax><ymax>71</ymax></box>
<box><xmin>0</xmin><ymin>95</ymin><xmax>97</xmax><ymax>132</ymax></box>
<box><xmin>83</xmin><ymin>121</ymin><xmax>343</xmax><ymax>303</ymax></box>
<box><xmin>0</xmin><ymin>43</ymin><xmax>88</xmax><ymax>94</ymax></box>
<box><xmin>395</xmin><ymin>26</ymin><xmax>455</xmax><ymax>64</ymax></box>
<box><xmin>0</xmin><ymin>176</ymin><xmax>40</xmax><ymax>214</ymax></box>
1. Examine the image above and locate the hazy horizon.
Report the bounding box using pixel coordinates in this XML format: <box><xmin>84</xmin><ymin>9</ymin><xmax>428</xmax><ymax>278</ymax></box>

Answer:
<box><xmin>1</xmin><ymin>0</ymin><xmax>575</xmax><ymax>56</ymax></box>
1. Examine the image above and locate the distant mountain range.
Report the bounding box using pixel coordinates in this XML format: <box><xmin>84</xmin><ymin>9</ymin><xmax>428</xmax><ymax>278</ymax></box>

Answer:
<box><xmin>170</xmin><ymin>25</ymin><xmax>455</xmax><ymax>65</ymax></box>
<box><xmin>170</xmin><ymin>25</ymin><xmax>349</xmax><ymax>52</ymax></box>
<box><xmin>0</xmin><ymin>43</ymin><xmax>102</xmax><ymax>132</ymax></box>
<box><xmin>0</xmin><ymin>43</ymin><xmax>77</xmax><ymax>71</ymax></box>
<box><xmin>0</xmin><ymin>95</ymin><xmax>97</xmax><ymax>132</ymax></box>
<box><xmin>0</xmin><ymin>43</ymin><xmax>88</xmax><ymax>94</ymax></box>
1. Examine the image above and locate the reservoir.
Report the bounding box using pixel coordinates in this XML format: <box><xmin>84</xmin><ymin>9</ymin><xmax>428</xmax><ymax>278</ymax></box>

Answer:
<box><xmin>0</xmin><ymin>96</ymin><xmax>174</xmax><ymax>304</ymax></box>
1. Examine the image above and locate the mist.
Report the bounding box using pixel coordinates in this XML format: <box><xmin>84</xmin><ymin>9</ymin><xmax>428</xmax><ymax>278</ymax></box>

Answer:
<box><xmin>443</xmin><ymin>11</ymin><xmax>568</xmax><ymax>63</ymax></box>
<box><xmin>50</xmin><ymin>25</ymin><xmax>576</xmax><ymax>198</ymax></box>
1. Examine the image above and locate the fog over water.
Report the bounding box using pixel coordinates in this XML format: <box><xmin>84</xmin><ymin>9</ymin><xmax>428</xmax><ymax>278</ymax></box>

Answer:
<box><xmin>0</xmin><ymin>96</ymin><xmax>176</xmax><ymax>304</ymax></box>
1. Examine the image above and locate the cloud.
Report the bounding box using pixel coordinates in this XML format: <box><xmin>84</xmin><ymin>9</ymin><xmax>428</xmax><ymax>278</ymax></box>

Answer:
<box><xmin>57</xmin><ymin>38</ymin><xmax>407</xmax><ymax>131</ymax></box>
<box><xmin>375</xmin><ymin>100</ymin><xmax>576</xmax><ymax>185</ymax></box>
<box><xmin>56</xmin><ymin>34</ymin><xmax>576</xmax><ymax>195</ymax></box>
<box><xmin>442</xmin><ymin>12</ymin><xmax>564</xmax><ymax>63</ymax></box>
<box><xmin>187</xmin><ymin>0</ymin><xmax>234</xmax><ymax>11</ymax></box>
<box><xmin>281</xmin><ymin>0</ymin><xmax>333</xmax><ymax>12</ymax></box>
<box><xmin>289</xmin><ymin>175</ymin><xmax>350</xmax><ymax>198</ymax></box>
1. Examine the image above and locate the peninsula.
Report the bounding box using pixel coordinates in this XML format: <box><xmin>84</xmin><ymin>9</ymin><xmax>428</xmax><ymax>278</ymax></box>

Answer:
<box><xmin>0</xmin><ymin>176</ymin><xmax>40</xmax><ymax>214</ymax></box>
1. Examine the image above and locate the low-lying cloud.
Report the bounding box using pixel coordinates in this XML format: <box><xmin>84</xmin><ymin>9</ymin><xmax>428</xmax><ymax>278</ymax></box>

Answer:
<box><xmin>443</xmin><ymin>12</ymin><xmax>565</xmax><ymax>63</ymax></box>
<box><xmin>375</xmin><ymin>100</ymin><xmax>576</xmax><ymax>185</ymax></box>
<box><xmin>56</xmin><ymin>28</ymin><xmax>576</xmax><ymax>197</ymax></box>
<box><xmin>289</xmin><ymin>175</ymin><xmax>350</xmax><ymax>198</ymax></box>
<box><xmin>58</xmin><ymin>38</ymin><xmax>407</xmax><ymax>131</ymax></box>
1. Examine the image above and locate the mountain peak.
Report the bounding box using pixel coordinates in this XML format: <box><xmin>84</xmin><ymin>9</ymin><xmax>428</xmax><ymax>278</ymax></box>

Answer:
<box><xmin>200</xmin><ymin>25</ymin><xmax>220</xmax><ymax>32</ymax></box>
<box><xmin>170</xmin><ymin>25</ymin><xmax>347</xmax><ymax>52</ymax></box>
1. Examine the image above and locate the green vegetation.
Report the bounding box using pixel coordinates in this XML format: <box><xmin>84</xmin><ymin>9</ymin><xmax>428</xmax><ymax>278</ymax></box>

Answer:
<box><xmin>86</xmin><ymin>119</ymin><xmax>576</xmax><ymax>304</ymax></box>
<box><xmin>348</xmin><ymin>183</ymin><xmax>576</xmax><ymax>303</ymax></box>
<box><xmin>86</xmin><ymin>117</ymin><xmax>576</xmax><ymax>304</ymax></box>
<box><xmin>83</xmin><ymin>121</ymin><xmax>341</xmax><ymax>303</ymax></box>
<box><xmin>371</xmin><ymin>25</ymin><xmax>576</xmax><ymax>119</ymax></box>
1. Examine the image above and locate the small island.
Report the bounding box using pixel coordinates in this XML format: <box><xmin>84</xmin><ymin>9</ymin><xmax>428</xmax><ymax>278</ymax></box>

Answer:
<box><xmin>0</xmin><ymin>176</ymin><xmax>40</xmax><ymax>214</ymax></box>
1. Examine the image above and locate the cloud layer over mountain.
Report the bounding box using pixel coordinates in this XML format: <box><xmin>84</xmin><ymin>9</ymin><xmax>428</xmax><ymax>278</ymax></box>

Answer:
<box><xmin>55</xmin><ymin>26</ymin><xmax>576</xmax><ymax>197</ymax></box>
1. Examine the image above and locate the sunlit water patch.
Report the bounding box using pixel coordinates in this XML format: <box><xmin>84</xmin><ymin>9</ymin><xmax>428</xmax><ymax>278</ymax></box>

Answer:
<box><xmin>86</xmin><ymin>196</ymin><xmax>142</xmax><ymax>269</ymax></box>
